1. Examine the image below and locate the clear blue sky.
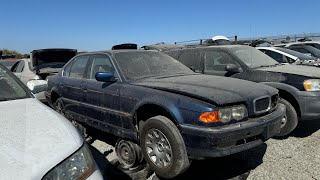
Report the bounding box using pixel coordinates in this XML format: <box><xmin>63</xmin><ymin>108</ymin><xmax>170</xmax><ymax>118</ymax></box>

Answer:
<box><xmin>1</xmin><ymin>0</ymin><xmax>319</xmax><ymax>53</ymax></box>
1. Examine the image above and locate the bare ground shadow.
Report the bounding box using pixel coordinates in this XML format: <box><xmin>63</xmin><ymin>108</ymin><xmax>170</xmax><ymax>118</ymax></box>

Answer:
<box><xmin>290</xmin><ymin>120</ymin><xmax>320</xmax><ymax>138</ymax></box>
<box><xmin>89</xmin><ymin>145</ymin><xmax>132</xmax><ymax>180</ymax></box>
<box><xmin>154</xmin><ymin>144</ymin><xmax>267</xmax><ymax>180</ymax></box>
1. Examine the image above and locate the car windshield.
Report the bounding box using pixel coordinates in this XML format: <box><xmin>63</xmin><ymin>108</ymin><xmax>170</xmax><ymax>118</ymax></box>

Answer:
<box><xmin>0</xmin><ymin>65</ymin><xmax>30</xmax><ymax>101</ymax></box>
<box><xmin>229</xmin><ymin>46</ymin><xmax>279</xmax><ymax>69</ymax></box>
<box><xmin>114</xmin><ymin>51</ymin><xmax>195</xmax><ymax>80</ymax></box>
<box><xmin>304</xmin><ymin>45</ymin><xmax>320</xmax><ymax>57</ymax></box>
<box><xmin>276</xmin><ymin>47</ymin><xmax>316</xmax><ymax>60</ymax></box>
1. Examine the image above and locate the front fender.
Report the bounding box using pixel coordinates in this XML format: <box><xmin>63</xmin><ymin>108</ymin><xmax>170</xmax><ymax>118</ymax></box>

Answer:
<box><xmin>133</xmin><ymin>94</ymin><xmax>183</xmax><ymax>125</ymax></box>
<box><xmin>261</xmin><ymin>82</ymin><xmax>300</xmax><ymax>96</ymax></box>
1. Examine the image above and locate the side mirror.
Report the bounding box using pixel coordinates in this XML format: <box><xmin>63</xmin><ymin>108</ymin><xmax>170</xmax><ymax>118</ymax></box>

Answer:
<box><xmin>225</xmin><ymin>64</ymin><xmax>242</xmax><ymax>73</ymax></box>
<box><xmin>95</xmin><ymin>72</ymin><xmax>117</xmax><ymax>82</ymax></box>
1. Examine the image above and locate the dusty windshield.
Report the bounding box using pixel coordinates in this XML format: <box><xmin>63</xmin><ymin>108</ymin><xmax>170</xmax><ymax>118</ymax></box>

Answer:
<box><xmin>114</xmin><ymin>51</ymin><xmax>195</xmax><ymax>80</ymax></box>
<box><xmin>0</xmin><ymin>66</ymin><xmax>30</xmax><ymax>101</ymax></box>
<box><xmin>230</xmin><ymin>46</ymin><xmax>279</xmax><ymax>68</ymax></box>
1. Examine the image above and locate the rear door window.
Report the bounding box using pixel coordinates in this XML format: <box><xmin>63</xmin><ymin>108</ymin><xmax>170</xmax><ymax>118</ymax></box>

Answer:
<box><xmin>178</xmin><ymin>50</ymin><xmax>203</xmax><ymax>71</ymax></box>
<box><xmin>69</xmin><ymin>56</ymin><xmax>90</xmax><ymax>78</ymax></box>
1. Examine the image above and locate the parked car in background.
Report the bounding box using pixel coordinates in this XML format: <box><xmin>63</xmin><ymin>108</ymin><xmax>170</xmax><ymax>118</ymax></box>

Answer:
<box><xmin>2</xmin><ymin>49</ymin><xmax>77</xmax><ymax>102</ymax></box>
<box><xmin>274</xmin><ymin>43</ymin><xmax>320</xmax><ymax>58</ymax></box>
<box><xmin>257</xmin><ymin>47</ymin><xmax>320</xmax><ymax>66</ymax></box>
<box><xmin>0</xmin><ymin>63</ymin><xmax>103</xmax><ymax>180</ymax></box>
<box><xmin>165</xmin><ymin>45</ymin><xmax>320</xmax><ymax>137</ymax></box>
<box><xmin>46</xmin><ymin>50</ymin><xmax>285</xmax><ymax>178</ymax></box>
<box><xmin>0</xmin><ymin>59</ymin><xmax>20</xmax><ymax>70</ymax></box>
<box><xmin>30</xmin><ymin>48</ymin><xmax>77</xmax><ymax>80</ymax></box>
<box><xmin>275</xmin><ymin>41</ymin><xmax>320</xmax><ymax>51</ymax></box>
<box><xmin>1</xmin><ymin>54</ymin><xmax>17</xmax><ymax>60</ymax></box>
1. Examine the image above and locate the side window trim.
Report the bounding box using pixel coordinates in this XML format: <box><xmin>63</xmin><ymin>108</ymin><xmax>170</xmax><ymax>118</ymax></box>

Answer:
<box><xmin>87</xmin><ymin>53</ymin><xmax>122</xmax><ymax>82</ymax></box>
<box><xmin>62</xmin><ymin>59</ymin><xmax>74</xmax><ymax>77</ymax></box>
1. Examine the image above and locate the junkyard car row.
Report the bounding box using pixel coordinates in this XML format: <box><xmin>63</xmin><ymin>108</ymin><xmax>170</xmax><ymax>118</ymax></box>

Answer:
<box><xmin>1</xmin><ymin>38</ymin><xmax>320</xmax><ymax>179</ymax></box>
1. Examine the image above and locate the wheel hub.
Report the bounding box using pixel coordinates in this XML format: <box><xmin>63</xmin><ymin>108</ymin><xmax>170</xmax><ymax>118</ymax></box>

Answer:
<box><xmin>281</xmin><ymin>115</ymin><xmax>287</xmax><ymax>128</ymax></box>
<box><xmin>157</xmin><ymin>142</ymin><xmax>165</xmax><ymax>152</ymax></box>
<box><xmin>115</xmin><ymin>140</ymin><xmax>142</xmax><ymax>169</ymax></box>
<box><xmin>145</xmin><ymin>128</ymin><xmax>172</xmax><ymax>168</ymax></box>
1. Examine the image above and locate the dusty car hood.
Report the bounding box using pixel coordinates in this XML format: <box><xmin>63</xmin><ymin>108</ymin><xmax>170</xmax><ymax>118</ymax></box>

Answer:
<box><xmin>0</xmin><ymin>98</ymin><xmax>83</xmax><ymax>180</ymax></box>
<box><xmin>132</xmin><ymin>74</ymin><xmax>277</xmax><ymax>105</ymax></box>
<box><xmin>257</xmin><ymin>64</ymin><xmax>320</xmax><ymax>78</ymax></box>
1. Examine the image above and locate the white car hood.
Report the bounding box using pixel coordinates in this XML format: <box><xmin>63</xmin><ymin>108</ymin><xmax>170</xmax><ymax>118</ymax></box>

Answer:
<box><xmin>0</xmin><ymin>98</ymin><xmax>83</xmax><ymax>180</ymax></box>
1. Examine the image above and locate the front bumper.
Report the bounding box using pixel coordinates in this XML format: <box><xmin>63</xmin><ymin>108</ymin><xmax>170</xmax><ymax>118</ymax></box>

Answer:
<box><xmin>180</xmin><ymin>104</ymin><xmax>285</xmax><ymax>160</ymax></box>
<box><xmin>296</xmin><ymin>91</ymin><xmax>320</xmax><ymax>121</ymax></box>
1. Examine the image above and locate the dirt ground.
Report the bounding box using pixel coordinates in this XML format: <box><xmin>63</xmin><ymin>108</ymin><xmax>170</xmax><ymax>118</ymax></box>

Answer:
<box><xmin>89</xmin><ymin>120</ymin><xmax>320</xmax><ymax>180</ymax></box>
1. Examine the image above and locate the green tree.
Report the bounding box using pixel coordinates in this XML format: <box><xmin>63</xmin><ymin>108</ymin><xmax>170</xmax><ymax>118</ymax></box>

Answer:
<box><xmin>1</xmin><ymin>49</ymin><xmax>23</xmax><ymax>59</ymax></box>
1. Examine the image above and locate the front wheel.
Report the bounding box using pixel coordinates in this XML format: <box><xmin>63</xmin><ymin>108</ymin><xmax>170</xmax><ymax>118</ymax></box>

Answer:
<box><xmin>275</xmin><ymin>98</ymin><xmax>298</xmax><ymax>137</ymax></box>
<box><xmin>140</xmin><ymin>116</ymin><xmax>190</xmax><ymax>179</ymax></box>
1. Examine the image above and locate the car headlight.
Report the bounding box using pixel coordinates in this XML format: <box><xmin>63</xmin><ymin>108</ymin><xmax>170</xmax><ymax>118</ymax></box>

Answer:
<box><xmin>199</xmin><ymin>105</ymin><xmax>247</xmax><ymax>123</ymax></box>
<box><xmin>43</xmin><ymin>143</ymin><xmax>95</xmax><ymax>180</ymax></box>
<box><xmin>303</xmin><ymin>79</ymin><xmax>320</xmax><ymax>91</ymax></box>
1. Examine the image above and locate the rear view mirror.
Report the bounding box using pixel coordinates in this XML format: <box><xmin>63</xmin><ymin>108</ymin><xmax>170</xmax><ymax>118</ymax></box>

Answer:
<box><xmin>225</xmin><ymin>64</ymin><xmax>242</xmax><ymax>73</ymax></box>
<box><xmin>95</xmin><ymin>72</ymin><xmax>117</xmax><ymax>82</ymax></box>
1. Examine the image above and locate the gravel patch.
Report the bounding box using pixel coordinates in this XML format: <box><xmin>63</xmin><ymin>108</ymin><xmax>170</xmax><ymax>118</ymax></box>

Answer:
<box><xmin>91</xmin><ymin>121</ymin><xmax>320</xmax><ymax>180</ymax></box>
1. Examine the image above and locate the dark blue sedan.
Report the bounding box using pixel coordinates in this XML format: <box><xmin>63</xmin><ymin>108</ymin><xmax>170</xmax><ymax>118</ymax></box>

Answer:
<box><xmin>46</xmin><ymin>50</ymin><xmax>285</xmax><ymax>178</ymax></box>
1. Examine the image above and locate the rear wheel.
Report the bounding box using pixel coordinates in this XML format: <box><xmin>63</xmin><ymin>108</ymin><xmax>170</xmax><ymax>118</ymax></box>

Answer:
<box><xmin>54</xmin><ymin>98</ymin><xmax>65</xmax><ymax>116</ymax></box>
<box><xmin>140</xmin><ymin>116</ymin><xmax>190</xmax><ymax>179</ymax></box>
<box><xmin>275</xmin><ymin>98</ymin><xmax>298</xmax><ymax>137</ymax></box>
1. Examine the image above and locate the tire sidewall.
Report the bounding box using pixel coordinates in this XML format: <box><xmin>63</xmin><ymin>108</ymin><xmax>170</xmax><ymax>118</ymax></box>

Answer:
<box><xmin>140</xmin><ymin>116</ymin><xmax>189</xmax><ymax>179</ymax></box>
<box><xmin>277</xmin><ymin>98</ymin><xmax>298</xmax><ymax>137</ymax></box>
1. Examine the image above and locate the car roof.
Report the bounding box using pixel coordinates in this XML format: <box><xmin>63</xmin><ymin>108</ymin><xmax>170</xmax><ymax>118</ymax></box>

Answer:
<box><xmin>275</xmin><ymin>41</ymin><xmax>320</xmax><ymax>47</ymax></box>
<box><xmin>165</xmin><ymin>45</ymin><xmax>249</xmax><ymax>52</ymax></box>
<box><xmin>78</xmin><ymin>49</ymin><xmax>153</xmax><ymax>55</ymax></box>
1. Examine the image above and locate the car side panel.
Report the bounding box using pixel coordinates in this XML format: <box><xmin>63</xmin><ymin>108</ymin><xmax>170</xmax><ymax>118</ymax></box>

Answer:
<box><xmin>61</xmin><ymin>77</ymin><xmax>86</xmax><ymax>121</ymax></box>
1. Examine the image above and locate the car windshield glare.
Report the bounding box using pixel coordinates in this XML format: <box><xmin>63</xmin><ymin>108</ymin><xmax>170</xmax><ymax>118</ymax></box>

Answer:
<box><xmin>0</xmin><ymin>66</ymin><xmax>29</xmax><ymax>101</ymax></box>
<box><xmin>114</xmin><ymin>51</ymin><xmax>195</xmax><ymax>80</ymax></box>
<box><xmin>230</xmin><ymin>46</ymin><xmax>279</xmax><ymax>69</ymax></box>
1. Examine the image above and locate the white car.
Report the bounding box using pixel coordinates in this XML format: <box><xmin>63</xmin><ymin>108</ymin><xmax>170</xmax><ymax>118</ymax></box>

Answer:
<box><xmin>275</xmin><ymin>41</ymin><xmax>320</xmax><ymax>50</ymax></box>
<box><xmin>0</xmin><ymin>64</ymin><xmax>103</xmax><ymax>180</ymax></box>
<box><xmin>257</xmin><ymin>47</ymin><xmax>320</xmax><ymax>66</ymax></box>
<box><xmin>6</xmin><ymin>49</ymin><xmax>77</xmax><ymax>102</ymax></box>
